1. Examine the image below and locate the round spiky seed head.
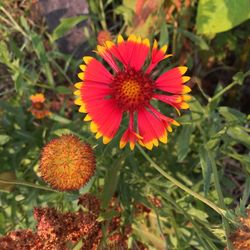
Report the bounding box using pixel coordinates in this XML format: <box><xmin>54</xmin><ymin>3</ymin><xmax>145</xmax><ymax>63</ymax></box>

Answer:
<box><xmin>39</xmin><ymin>135</ymin><xmax>96</xmax><ymax>191</ymax></box>
<box><xmin>97</xmin><ymin>30</ymin><xmax>112</xmax><ymax>45</ymax></box>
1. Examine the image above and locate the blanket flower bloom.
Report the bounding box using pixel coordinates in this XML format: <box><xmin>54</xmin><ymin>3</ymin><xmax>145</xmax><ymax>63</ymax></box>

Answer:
<box><xmin>74</xmin><ymin>35</ymin><xmax>191</xmax><ymax>150</ymax></box>
<box><xmin>39</xmin><ymin>135</ymin><xmax>96</xmax><ymax>191</ymax></box>
<box><xmin>29</xmin><ymin>93</ymin><xmax>50</xmax><ymax>119</ymax></box>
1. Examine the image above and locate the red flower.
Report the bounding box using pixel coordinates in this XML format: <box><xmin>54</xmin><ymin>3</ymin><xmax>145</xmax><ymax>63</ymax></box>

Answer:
<box><xmin>74</xmin><ymin>35</ymin><xmax>191</xmax><ymax>150</ymax></box>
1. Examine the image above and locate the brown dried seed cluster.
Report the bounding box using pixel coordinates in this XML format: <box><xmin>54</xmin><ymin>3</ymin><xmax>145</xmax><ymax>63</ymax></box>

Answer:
<box><xmin>39</xmin><ymin>135</ymin><xmax>96</xmax><ymax>191</ymax></box>
<box><xmin>34</xmin><ymin>207</ymin><xmax>99</xmax><ymax>248</ymax></box>
<box><xmin>0</xmin><ymin>193</ymin><xmax>135</xmax><ymax>250</ymax></box>
<box><xmin>0</xmin><ymin>230</ymin><xmax>41</xmax><ymax>250</ymax></box>
<box><xmin>149</xmin><ymin>195</ymin><xmax>162</xmax><ymax>208</ymax></box>
<box><xmin>227</xmin><ymin>210</ymin><xmax>250</xmax><ymax>250</ymax></box>
<box><xmin>134</xmin><ymin>202</ymin><xmax>151</xmax><ymax>217</ymax></box>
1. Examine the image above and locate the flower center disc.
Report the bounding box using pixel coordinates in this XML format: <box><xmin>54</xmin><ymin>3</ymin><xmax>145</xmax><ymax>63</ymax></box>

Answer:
<box><xmin>33</xmin><ymin>102</ymin><xmax>44</xmax><ymax>110</ymax></box>
<box><xmin>111</xmin><ymin>69</ymin><xmax>154</xmax><ymax>111</ymax></box>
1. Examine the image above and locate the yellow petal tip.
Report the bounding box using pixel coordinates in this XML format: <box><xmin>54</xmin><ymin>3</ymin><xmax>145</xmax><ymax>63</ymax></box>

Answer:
<box><xmin>182</xmin><ymin>85</ymin><xmax>191</xmax><ymax>94</ymax></box>
<box><xmin>74</xmin><ymin>90</ymin><xmax>80</xmax><ymax>96</ymax></box>
<box><xmin>182</xmin><ymin>95</ymin><xmax>192</xmax><ymax>101</ymax></box>
<box><xmin>160</xmin><ymin>45</ymin><xmax>168</xmax><ymax>54</ymax></box>
<box><xmin>83</xmin><ymin>56</ymin><xmax>93</xmax><ymax>64</ymax></box>
<box><xmin>79</xmin><ymin>64</ymin><xmax>86</xmax><ymax>71</ymax></box>
<box><xmin>117</xmin><ymin>34</ymin><xmax>124</xmax><ymax>43</ymax></box>
<box><xmin>103</xmin><ymin>136</ymin><xmax>112</xmax><ymax>144</ymax></box>
<box><xmin>90</xmin><ymin>121</ymin><xmax>98</xmax><ymax>133</ymax></box>
<box><xmin>74</xmin><ymin>82</ymin><xmax>83</xmax><ymax>89</ymax></box>
<box><xmin>182</xmin><ymin>76</ymin><xmax>191</xmax><ymax>83</ymax></box>
<box><xmin>84</xmin><ymin>114</ymin><xmax>92</xmax><ymax>121</ymax></box>
<box><xmin>74</xmin><ymin>98</ymin><xmax>83</xmax><ymax>106</ymax></box>
<box><xmin>78</xmin><ymin>72</ymin><xmax>84</xmax><ymax>80</ymax></box>
<box><xmin>178</xmin><ymin>66</ymin><xmax>188</xmax><ymax>75</ymax></box>
<box><xmin>79</xmin><ymin>105</ymin><xmax>87</xmax><ymax>113</ymax></box>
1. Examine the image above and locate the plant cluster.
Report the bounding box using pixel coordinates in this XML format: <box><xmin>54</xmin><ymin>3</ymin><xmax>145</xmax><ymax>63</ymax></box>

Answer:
<box><xmin>0</xmin><ymin>0</ymin><xmax>249</xmax><ymax>249</ymax></box>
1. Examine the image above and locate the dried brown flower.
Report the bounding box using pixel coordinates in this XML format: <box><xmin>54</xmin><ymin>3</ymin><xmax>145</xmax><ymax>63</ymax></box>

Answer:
<box><xmin>228</xmin><ymin>210</ymin><xmax>250</xmax><ymax>250</ymax></box>
<box><xmin>0</xmin><ymin>193</ymin><xmax>137</xmax><ymax>250</ymax></box>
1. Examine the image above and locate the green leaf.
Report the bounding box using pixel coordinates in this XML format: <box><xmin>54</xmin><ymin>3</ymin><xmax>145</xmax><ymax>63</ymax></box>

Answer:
<box><xmin>189</xmin><ymin>97</ymin><xmax>205</xmax><ymax>121</ymax></box>
<box><xmin>233</xmin><ymin>71</ymin><xmax>250</xmax><ymax>86</ymax></box>
<box><xmin>72</xmin><ymin>240</ymin><xmax>83</xmax><ymax>250</ymax></box>
<box><xmin>56</xmin><ymin>86</ymin><xmax>72</xmax><ymax>94</ymax></box>
<box><xmin>179</xmin><ymin>29</ymin><xmax>209</xmax><ymax>50</ymax></box>
<box><xmin>52</xmin><ymin>15</ymin><xmax>88</xmax><ymax>42</ymax></box>
<box><xmin>31</xmin><ymin>33</ymin><xmax>47</xmax><ymax>64</ymax></box>
<box><xmin>188</xmin><ymin>207</ymin><xmax>209</xmax><ymax>221</ymax></box>
<box><xmin>199</xmin><ymin>147</ymin><xmax>212</xmax><ymax>196</ymax></box>
<box><xmin>0</xmin><ymin>41</ymin><xmax>10</xmax><ymax>64</ymax></box>
<box><xmin>206</xmin><ymin>127</ymin><xmax>227</xmax><ymax>149</ymax></box>
<box><xmin>52</xmin><ymin>128</ymin><xmax>74</xmax><ymax>136</ymax></box>
<box><xmin>176</xmin><ymin>125</ymin><xmax>193</xmax><ymax>161</ymax></box>
<box><xmin>114</xmin><ymin>5</ymin><xmax>134</xmax><ymax>25</ymax></box>
<box><xmin>227</xmin><ymin>153</ymin><xmax>250</xmax><ymax>168</ymax></box>
<box><xmin>0</xmin><ymin>135</ymin><xmax>10</xmax><ymax>145</ymax></box>
<box><xmin>159</xmin><ymin>22</ymin><xmax>169</xmax><ymax>47</ymax></box>
<box><xmin>49</xmin><ymin>113</ymin><xmax>71</xmax><ymax>124</ymax></box>
<box><xmin>20</xmin><ymin>16</ymin><xmax>29</xmax><ymax>31</ymax></box>
<box><xmin>218</xmin><ymin>107</ymin><xmax>246</xmax><ymax>123</ymax></box>
<box><xmin>196</xmin><ymin>0</ymin><xmax>250</xmax><ymax>35</ymax></box>
<box><xmin>14</xmin><ymin>73</ymin><xmax>24</xmax><ymax>94</ymax></box>
<box><xmin>101</xmin><ymin>155</ymin><xmax>125</xmax><ymax>209</ymax></box>
<box><xmin>241</xmin><ymin>176</ymin><xmax>250</xmax><ymax>208</ymax></box>
<box><xmin>227</xmin><ymin>126</ymin><xmax>250</xmax><ymax>148</ymax></box>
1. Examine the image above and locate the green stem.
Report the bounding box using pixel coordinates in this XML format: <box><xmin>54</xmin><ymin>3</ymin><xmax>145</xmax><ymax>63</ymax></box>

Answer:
<box><xmin>0</xmin><ymin>179</ymin><xmax>58</xmax><ymax>192</ymax></box>
<box><xmin>209</xmin><ymin>152</ymin><xmax>233</xmax><ymax>250</ymax></box>
<box><xmin>137</xmin><ymin>145</ymin><xmax>225</xmax><ymax>217</ymax></box>
<box><xmin>99</xmin><ymin>0</ymin><xmax>107</xmax><ymax>30</ymax></box>
<box><xmin>195</xmin><ymin>76</ymin><xmax>210</xmax><ymax>100</ymax></box>
<box><xmin>0</xmin><ymin>6</ymin><xmax>27</xmax><ymax>38</ymax></box>
<box><xmin>146</xmin><ymin>182</ymin><xmax>218</xmax><ymax>249</ymax></box>
<box><xmin>210</xmin><ymin>82</ymin><xmax>238</xmax><ymax>102</ymax></box>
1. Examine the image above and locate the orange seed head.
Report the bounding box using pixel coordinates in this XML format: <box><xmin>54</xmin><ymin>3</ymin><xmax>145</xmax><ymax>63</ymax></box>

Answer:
<box><xmin>97</xmin><ymin>30</ymin><xmax>112</xmax><ymax>45</ymax></box>
<box><xmin>39</xmin><ymin>135</ymin><xmax>96</xmax><ymax>191</ymax></box>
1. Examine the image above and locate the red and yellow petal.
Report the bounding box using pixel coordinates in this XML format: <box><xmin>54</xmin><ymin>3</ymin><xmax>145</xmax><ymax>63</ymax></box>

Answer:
<box><xmin>120</xmin><ymin>129</ymin><xmax>142</xmax><ymax>150</ymax></box>
<box><xmin>149</xmin><ymin>105</ymin><xmax>180</xmax><ymax>133</ymax></box>
<box><xmin>30</xmin><ymin>93</ymin><xmax>45</xmax><ymax>103</ymax></box>
<box><xmin>153</xmin><ymin>94</ymin><xmax>190</xmax><ymax>114</ymax></box>
<box><xmin>96</xmin><ymin>43</ymin><xmax>119</xmax><ymax>72</ymax></box>
<box><xmin>146</xmin><ymin>40</ymin><xmax>172</xmax><ymax>74</ymax></box>
<box><xmin>126</xmin><ymin>35</ymin><xmax>150</xmax><ymax>70</ymax></box>
<box><xmin>81</xmin><ymin>57</ymin><xmax>114</xmax><ymax>84</ymax></box>
<box><xmin>109</xmin><ymin>34</ymin><xmax>150</xmax><ymax>71</ymax></box>
<box><xmin>155</xmin><ymin>67</ymin><xmax>191</xmax><ymax>94</ymax></box>
<box><xmin>119</xmin><ymin>112</ymin><xmax>143</xmax><ymax>150</ymax></box>
<box><xmin>138</xmin><ymin>108</ymin><xmax>167</xmax><ymax>150</ymax></box>
<box><xmin>84</xmin><ymin>99</ymin><xmax>123</xmax><ymax>144</ymax></box>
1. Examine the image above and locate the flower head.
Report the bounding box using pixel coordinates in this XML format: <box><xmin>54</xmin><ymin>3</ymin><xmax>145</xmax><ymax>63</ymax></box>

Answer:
<box><xmin>29</xmin><ymin>93</ymin><xmax>50</xmax><ymax>119</ymax></box>
<box><xmin>74</xmin><ymin>35</ymin><xmax>191</xmax><ymax>150</ymax></box>
<box><xmin>97</xmin><ymin>30</ymin><xmax>112</xmax><ymax>46</ymax></box>
<box><xmin>39</xmin><ymin>135</ymin><xmax>96</xmax><ymax>191</ymax></box>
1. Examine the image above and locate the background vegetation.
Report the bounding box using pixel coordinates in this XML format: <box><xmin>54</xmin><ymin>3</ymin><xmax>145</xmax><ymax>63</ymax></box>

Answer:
<box><xmin>0</xmin><ymin>0</ymin><xmax>249</xmax><ymax>249</ymax></box>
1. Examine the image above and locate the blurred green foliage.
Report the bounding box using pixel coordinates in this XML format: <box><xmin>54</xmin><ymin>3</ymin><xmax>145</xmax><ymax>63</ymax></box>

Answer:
<box><xmin>0</xmin><ymin>0</ymin><xmax>249</xmax><ymax>249</ymax></box>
